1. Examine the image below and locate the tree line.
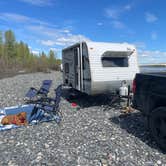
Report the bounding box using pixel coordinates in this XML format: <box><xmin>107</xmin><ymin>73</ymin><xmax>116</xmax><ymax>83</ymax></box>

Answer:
<box><xmin>0</xmin><ymin>30</ymin><xmax>61</xmax><ymax>73</ymax></box>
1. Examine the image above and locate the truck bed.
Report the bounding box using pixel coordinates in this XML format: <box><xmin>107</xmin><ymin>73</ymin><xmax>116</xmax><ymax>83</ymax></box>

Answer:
<box><xmin>132</xmin><ymin>73</ymin><xmax>166</xmax><ymax>115</ymax></box>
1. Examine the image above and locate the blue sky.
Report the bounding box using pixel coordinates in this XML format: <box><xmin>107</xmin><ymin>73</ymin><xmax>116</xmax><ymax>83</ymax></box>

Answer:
<box><xmin>0</xmin><ymin>0</ymin><xmax>166</xmax><ymax>64</ymax></box>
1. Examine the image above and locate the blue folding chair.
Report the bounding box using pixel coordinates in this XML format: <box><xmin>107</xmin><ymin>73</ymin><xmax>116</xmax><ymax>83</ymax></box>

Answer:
<box><xmin>25</xmin><ymin>80</ymin><xmax>52</xmax><ymax>103</ymax></box>
<box><xmin>38</xmin><ymin>80</ymin><xmax>52</xmax><ymax>95</ymax></box>
<box><xmin>30</xmin><ymin>84</ymin><xmax>63</xmax><ymax>123</ymax></box>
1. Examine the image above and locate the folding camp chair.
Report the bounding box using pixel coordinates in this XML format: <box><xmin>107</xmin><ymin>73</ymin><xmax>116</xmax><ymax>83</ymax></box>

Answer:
<box><xmin>30</xmin><ymin>84</ymin><xmax>63</xmax><ymax>123</ymax></box>
<box><xmin>25</xmin><ymin>80</ymin><xmax>52</xmax><ymax>103</ymax></box>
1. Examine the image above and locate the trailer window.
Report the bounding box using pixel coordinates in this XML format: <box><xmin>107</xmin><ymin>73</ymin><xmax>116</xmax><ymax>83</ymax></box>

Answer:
<box><xmin>64</xmin><ymin>63</ymin><xmax>69</xmax><ymax>73</ymax></box>
<box><xmin>102</xmin><ymin>57</ymin><xmax>128</xmax><ymax>67</ymax></box>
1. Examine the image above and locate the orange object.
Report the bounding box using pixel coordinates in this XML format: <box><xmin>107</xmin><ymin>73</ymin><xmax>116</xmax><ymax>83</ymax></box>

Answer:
<box><xmin>1</xmin><ymin>112</ymin><xmax>28</xmax><ymax>126</ymax></box>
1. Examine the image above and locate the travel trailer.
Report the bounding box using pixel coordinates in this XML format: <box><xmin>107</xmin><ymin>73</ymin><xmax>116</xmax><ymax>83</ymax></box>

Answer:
<box><xmin>62</xmin><ymin>41</ymin><xmax>140</xmax><ymax>95</ymax></box>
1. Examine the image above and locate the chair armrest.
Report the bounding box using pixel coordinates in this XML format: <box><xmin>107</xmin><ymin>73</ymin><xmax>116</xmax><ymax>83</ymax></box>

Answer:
<box><xmin>25</xmin><ymin>87</ymin><xmax>38</xmax><ymax>98</ymax></box>
<box><xmin>40</xmin><ymin>97</ymin><xmax>55</xmax><ymax>103</ymax></box>
<box><xmin>38</xmin><ymin>88</ymin><xmax>49</xmax><ymax>95</ymax></box>
<box><xmin>30</xmin><ymin>87</ymin><xmax>38</xmax><ymax>92</ymax></box>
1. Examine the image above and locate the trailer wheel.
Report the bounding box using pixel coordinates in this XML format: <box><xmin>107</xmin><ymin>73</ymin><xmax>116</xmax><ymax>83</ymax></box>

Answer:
<box><xmin>149</xmin><ymin>107</ymin><xmax>166</xmax><ymax>151</ymax></box>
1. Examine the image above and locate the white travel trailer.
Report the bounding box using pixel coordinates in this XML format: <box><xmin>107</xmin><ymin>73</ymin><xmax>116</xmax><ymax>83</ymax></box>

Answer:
<box><xmin>62</xmin><ymin>41</ymin><xmax>140</xmax><ymax>95</ymax></box>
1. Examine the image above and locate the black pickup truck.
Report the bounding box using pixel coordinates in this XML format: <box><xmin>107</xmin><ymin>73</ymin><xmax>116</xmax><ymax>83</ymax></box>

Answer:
<box><xmin>132</xmin><ymin>73</ymin><xmax>166</xmax><ymax>151</ymax></box>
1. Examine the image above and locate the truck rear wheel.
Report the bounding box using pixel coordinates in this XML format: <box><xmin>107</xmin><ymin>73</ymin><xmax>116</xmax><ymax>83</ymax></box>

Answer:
<box><xmin>149</xmin><ymin>107</ymin><xmax>166</xmax><ymax>151</ymax></box>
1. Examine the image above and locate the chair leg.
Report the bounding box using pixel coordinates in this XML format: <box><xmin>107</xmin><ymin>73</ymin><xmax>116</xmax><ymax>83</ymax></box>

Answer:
<box><xmin>30</xmin><ymin>106</ymin><xmax>38</xmax><ymax>117</ymax></box>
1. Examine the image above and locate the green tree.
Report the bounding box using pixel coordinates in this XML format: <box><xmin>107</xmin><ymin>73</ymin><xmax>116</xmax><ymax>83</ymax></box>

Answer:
<box><xmin>48</xmin><ymin>50</ymin><xmax>56</xmax><ymax>69</ymax></box>
<box><xmin>0</xmin><ymin>31</ymin><xmax>2</xmax><ymax>45</ymax></box>
<box><xmin>37</xmin><ymin>51</ymin><xmax>48</xmax><ymax>71</ymax></box>
<box><xmin>16</xmin><ymin>40</ymin><xmax>32</xmax><ymax>68</ymax></box>
<box><xmin>0</xmin><ymin>31</ymin><xmax>3</xmax><ymax>57</ymax></box>
<box><xmin>41</xmin><ymin>51</ymin><xmax>48</xmax><ymax>65</ymax></box>
<box><xmin>0</xmin><ymin>29</ymin><xmax>61</xmax><ymax>73</ymax></box>
<box><xmin>4</xmin><ymin>30</ymin><xmax>16</xmax><ymax>59</ymax></box>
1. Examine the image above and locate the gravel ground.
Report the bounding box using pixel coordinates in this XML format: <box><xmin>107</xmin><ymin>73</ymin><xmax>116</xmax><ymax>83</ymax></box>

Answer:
<box><xmin>0</xmin><ymin>71</ymin><xmax>166</xmax><ymax>166</ymax></box>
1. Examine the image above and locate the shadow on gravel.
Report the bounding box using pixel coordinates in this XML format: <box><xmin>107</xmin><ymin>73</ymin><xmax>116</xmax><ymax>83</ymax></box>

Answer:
<box><xmin>61</xmin><ymin>88</ymin><xmax>126</xmax><ymax>109</ymax></box>
<box><xmin>110</xmin><ymin>112</ymin><xmax>163</xmax><ymax>152</ymax></box>
<box><xmin>62</xmin><ymin>88</ymin><xmax>165</xmax><ymax>153</ymax></box>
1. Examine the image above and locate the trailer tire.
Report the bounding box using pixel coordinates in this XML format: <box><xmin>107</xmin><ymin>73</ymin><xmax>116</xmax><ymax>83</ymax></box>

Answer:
<box><xmin>148</xmin><ymin>107</ymin><xmax>166</xmax><ymax>151</ymax></box>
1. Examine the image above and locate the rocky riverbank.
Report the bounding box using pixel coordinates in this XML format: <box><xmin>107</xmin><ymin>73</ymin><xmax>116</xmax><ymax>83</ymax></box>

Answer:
<box><xmin>0</xmin><ymin>71</ymin><xmax>165</xmax><ymax>166</ymax></box>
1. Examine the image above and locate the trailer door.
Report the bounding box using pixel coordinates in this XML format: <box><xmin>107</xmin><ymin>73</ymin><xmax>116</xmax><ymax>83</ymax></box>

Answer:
<box><xmin>74</xmin><ymin>47</ymin><xmax>81</xmax><ymax>90</ymax></box>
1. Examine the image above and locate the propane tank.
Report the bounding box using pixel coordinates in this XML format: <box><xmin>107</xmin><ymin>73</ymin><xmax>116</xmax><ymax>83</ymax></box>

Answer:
<box><xmin>119</xmin><ymin>80</ymin><xmax>128</xmax><ymax>97</ymax></box>
<box><xmin>60</xmin><ymin>64</ymin><xmax>63</xmax><ymax>72</ymax></box>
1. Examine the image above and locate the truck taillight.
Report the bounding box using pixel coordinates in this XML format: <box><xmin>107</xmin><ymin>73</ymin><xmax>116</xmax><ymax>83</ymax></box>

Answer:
<box><xmin>132</xmin><ymin>79</ymin><xmax>136</xmax><ymax>93</ymax></box>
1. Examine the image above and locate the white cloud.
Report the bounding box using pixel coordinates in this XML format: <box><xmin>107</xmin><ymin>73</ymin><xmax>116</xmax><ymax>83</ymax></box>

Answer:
<box><xmin>50</xmin><ymin>47</ymin><xmax>61</xmax><ymax>52</ymax></box>
<box><xmin>40</xmin><ymin>34</ymin><xmax>90</xmax><ymax>47</ymax></box>
<box><xmin>105</xmin><ymin>8</ymin><xmax>120</xmax><ymax>19</ymax></box>
<box><xmin>145</xmin><ymin>12</ymin><xmax>158</xmax><ymax>23</ymax></box>
<box><xmin>0</xmin><ymin>13</ymin><xmax>29</xmax><ymax>22</ymax></box>
<box><xmin>62</xmin><ymin>29</ymin><xmax>70</xmax><ymax>33</ymax></box>
<box><xmin>140</xmin><ymin>53</ymin><xmax>149</xmax><ymax>57</ymax></box>
<box><xmin>151</xmin><ymin>32</ymin><xmax>157</xmax><ymax>40</ymax></box>
<box><xmin>138</xmin><ymin>50</ymin><xmax>166</xmax><ymax>64</ymax></box>
<box><xmin>28</xmin><ymin>24</ymin><xmax>90</xmax><ymax>46</ymax></box>
<box><xmin>0</xmin><ymin>12</ymin><xmax>52</xmax><ymax>26</ymax></box>
<box><xmin>0</xmin><ymin>12</ymin><xmax>91</xmax><ymax>49</ymax></box>
<box><xmin>40</xmin><ymin>40</ymin><xmax>56</xmax><ymax>46</ymax></box>
<box><xmin>134</xmin><ymin>42</ymin><xmax>146</xmax><ymax>49</ymax></box>
<box><xmin>111</xmin><ymin>20</ymin><xmax>125</xmax><ymax>29</ymax></box>
<box><xmin>105</xmin><ymin>4</ymin><xmax>132</xmax><ymax>19</ymax></box>
<box><xmin>139</xmin><ymin>50</ymin><xmax>166</xmax><ymax>57</ymax></box>
<box><xmin>97</xmin><ymin>22</ymin><xmax>103</xmax><ymax>26</ymax></box>
<box><xmin>105</xmin><ymin>4</ymin><xmax>132</xmax><ymax>29</ymax></box>
<box><xmin>31</xmin><ymin>50</ymin><xmax>40</xmax><ymax>55</ymax></box>
<box><xmin>56</xmin><ymin>35</ymin><xmax>90</xmax><ymax>46</ymax></box>
<box><xmin>19</xmin><ymin>0</ymin><xmax>54</xmax><ymax>7</ymax></box>
<box><xmin>124</xmin><ymin>4</ymin><xmax>132</xmax><ymax>10</ymax></box>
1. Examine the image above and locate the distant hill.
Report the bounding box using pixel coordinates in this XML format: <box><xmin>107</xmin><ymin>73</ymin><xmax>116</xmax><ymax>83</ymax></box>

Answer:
<box><xmin>140</xmin><ymin>64</ymin><xmax>166</xmax><ymax>67</ymax></box>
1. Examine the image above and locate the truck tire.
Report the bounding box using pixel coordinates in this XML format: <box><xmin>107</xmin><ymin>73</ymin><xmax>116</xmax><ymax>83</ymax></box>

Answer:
<box><xmin>149</xmin><ymin>107</ymin><xmax>166</xmax><ymax>151</ymax></box>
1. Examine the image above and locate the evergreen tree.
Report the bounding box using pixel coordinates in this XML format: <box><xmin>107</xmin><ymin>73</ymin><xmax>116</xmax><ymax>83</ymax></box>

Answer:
<box><xmin>0</xmin><ymin>31</ymin><xmax>2</xmax><ymax>45</ymax></box>
<box><xmin>48</xmin><ymin>50</ymin><xmax>56</xmax><ymax>69</ymax></box>
<box><xmin>39</xmin><ymin>51</ymin><xmax>48</xmax><ymax>71</ymax></box>
<box><xmin>0</xmin><ymin>31</ymin><xmax>3</xmax><ymax>57</ymax></box>
<box><xmin>0</xmin><ymin>29</ymin><xmax>61</xmax><ymax>73</ymax></box>
<box><xmin>4</xmin><ymin>30</ymin><xmax>16</xmax><ymax>59</ymax></box>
